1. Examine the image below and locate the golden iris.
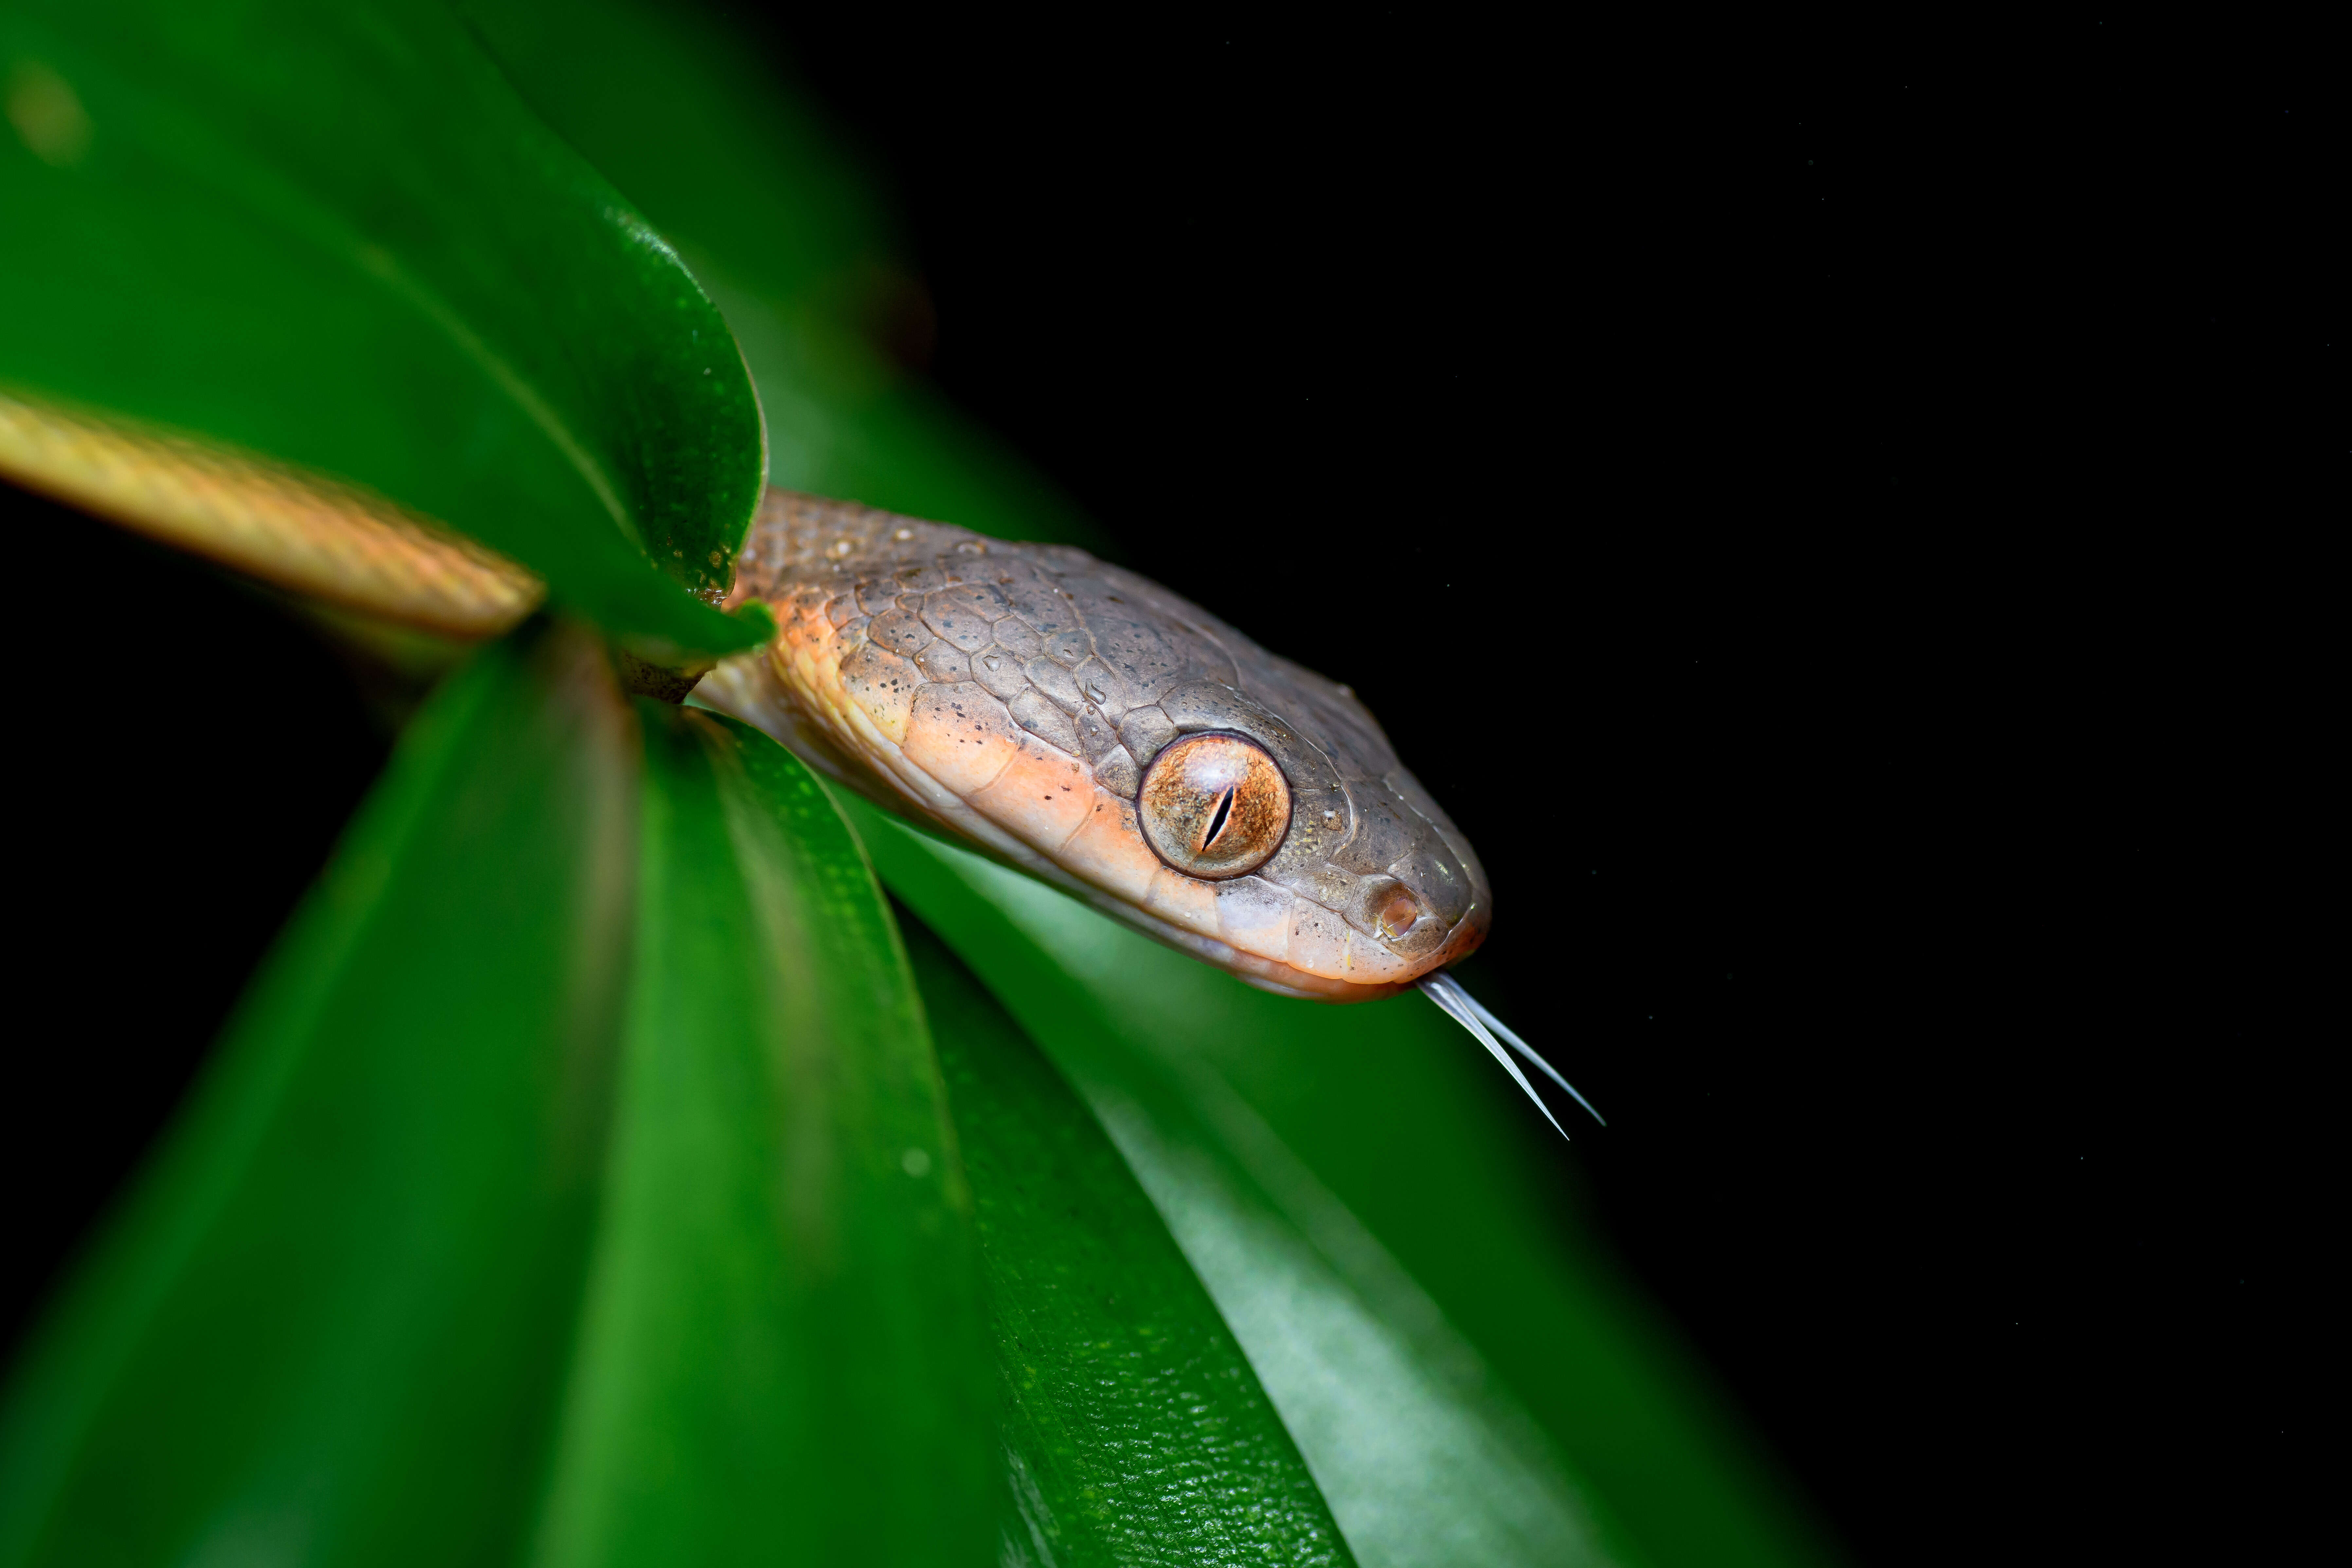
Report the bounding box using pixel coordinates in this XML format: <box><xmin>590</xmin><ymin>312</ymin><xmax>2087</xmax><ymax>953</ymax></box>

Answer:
<box><xmin>1137</xmin><ymin>732</ymin><xmax>1291</xmax><ymax>878</ymax></box>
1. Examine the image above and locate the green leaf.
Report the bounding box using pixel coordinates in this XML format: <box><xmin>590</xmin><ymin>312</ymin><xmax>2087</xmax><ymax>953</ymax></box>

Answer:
<box><xmin>901</xmin><ymin>913</ymin><xmax>1355</xmax><ymax>1567</ymax></box>
<box><xmin>854</xmin><ymin>801</ymin><xmax>1839</xmax><ymax>1568</ymax></box>
<box><xmin>458</xmin><ymin>5</ymin><xmax>1837</xmax><ymax>1560</ymax></box>
<box><xmin>2</xmin><ymin>3</ymin><xmax>1840</xmax><ymax>1562</ymax></box>
<box><xmin>459</xmin><ymin>0</ymin><xmax>1105</xmax><ymax>553</ymax></box>
<box><xmin>534</xmin><ymin>706</ymin><xmax>993</xmax><ymax>1566</ymax></box>
<box><xmin>0</xmin><ymin>1</ymin><xmax>767</xmax><ymax>652</ymax></box>
<box><xmin>0</xmin><ymin>624</ymin><xmax>639</xmax><ymax>1567</ymax></box>
<box><xmin>453</xmin><ymin>0</ymin><xmax>886</xmax><ymax>313</ymax></box>
<box><xmin>0</xmin><ymin>642</ymin><xmax>997</xmax><ymax>1566</ymax></box>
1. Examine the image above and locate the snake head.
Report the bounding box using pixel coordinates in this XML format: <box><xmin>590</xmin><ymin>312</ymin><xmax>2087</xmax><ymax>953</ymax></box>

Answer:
<box><xmin>708</xmin><ymin>493</ymin><xmax>1492</xmax><ymax>1001</ymax></box>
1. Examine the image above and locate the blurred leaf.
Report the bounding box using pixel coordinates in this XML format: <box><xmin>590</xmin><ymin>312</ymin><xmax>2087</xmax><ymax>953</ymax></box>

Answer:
<box><xmin>0</xmin><ymin>644</ymin><xmax>999</xmax><ymax>1566</ymax></box>
<box><xmin>902</xmin><ymin>914</ymin><xmax>1354</xmax><ymax>1567</ymax></box>
<box><xmin>854</xmin><ymin>800</ymin><xmax>1839</xmax><ymax>1568</ymax></box>
<box><xmin>2</xmin><ymin>3</ymin><xmax>1843</xmax><ymax>1564</ymax></box>
<box><xmin>0</xmin><ymin>623</ymin><xmax>639</xmax><ymax>1567</ymax></box>
<box><xmin>534</xmin><ymin>706</ymin><xmax>993</xmax><ymax>1566</ymax></box>
<box><xmin>461</xmin><ymin>0</ymin><xmax>1104</xmax><ymax>553</ymax></box>
<box><xmin>465</xmin><ymin>5</ymin><xmax>1837</xmax><ymax>1562</ymax></box>
<box><xmin>0</xmin><ymin>0</ymin><xmax>767</xmax><ymax>652</ymax></box>
<box><xmin>453</xmin><ymin>0</ymin><xmax>885</xmax><ymax>310</ymax></box>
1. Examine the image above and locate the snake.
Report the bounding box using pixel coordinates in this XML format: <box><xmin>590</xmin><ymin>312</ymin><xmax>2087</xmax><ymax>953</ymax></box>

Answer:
<box><xmin>0</xmin><ymin>388</ymin><xmax>1593</xmax><ymax>1130</ymax></box>
<box><xmin>701</xmin><ymin>490</ymin><xmax>1600</xmax><ymax>1134</ymax></box>
<box><xmin>0</xmin><ymin>402</ymin><xmax>1483</xmax><ymax>1003</ymax></box>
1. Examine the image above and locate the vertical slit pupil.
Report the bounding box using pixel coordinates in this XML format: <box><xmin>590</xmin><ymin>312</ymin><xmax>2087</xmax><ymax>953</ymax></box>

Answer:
<box><xmin>1201</xmin><ymin>787</ymin><xmax>1237</xmax><ymax>851</ymax></box>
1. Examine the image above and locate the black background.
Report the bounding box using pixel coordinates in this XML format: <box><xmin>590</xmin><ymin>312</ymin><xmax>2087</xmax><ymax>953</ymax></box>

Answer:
<box><xmin>750</xmin><ymin>13</ymin><xmax>2327</xmax><ymax>1565</ymax></box>
<box><xmin>5</xmin><ymin>11</ymin><xmax>2327</xmax><ymax>1567</ymax></box>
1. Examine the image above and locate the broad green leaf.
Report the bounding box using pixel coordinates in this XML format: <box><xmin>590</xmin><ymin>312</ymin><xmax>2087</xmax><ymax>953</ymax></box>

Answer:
<box><xmin>0</xmin><ymin>624</ymin><xmax>639</xmax><ymax>1567</ymax></box>
<box><xmin>534</xmin><ymin>706</ymin><xmax>993</xmax><ymax>1566</ymax></box>
<box><xmin>466</xmin><ymin>5</ymin><xmax>1835</xmax><ymax>1561</ymax></box>
<box><xmin>460</xmin><ymin>0</ymin><xmax>1104</xmax><ymax>553</ymax></box>
<box><xmin>855</xmin><ymin>801</ymin><xmax>1837</xmax><ymax>1568</ymax></box>
<box><xmin>0</xmin><ymin>643</ymin><xmax>1000</xmax><ymax>1566</ymax></box>
<box><xmin>0</xmin><ymin>1</ymin><xmax>767</xmax><ymax>653</ymax></box>
<box><xmin>902</xmin><ymin>914</ymin><xmax>1354</xmax><ymax>1568</ymax></box>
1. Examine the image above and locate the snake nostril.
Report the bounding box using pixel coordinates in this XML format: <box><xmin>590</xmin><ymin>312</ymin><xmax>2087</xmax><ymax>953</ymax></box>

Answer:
<box><xmin>1375</xmin><ymin>889</ymin><xmax>1423</xmax><ymax>940</ymax></box>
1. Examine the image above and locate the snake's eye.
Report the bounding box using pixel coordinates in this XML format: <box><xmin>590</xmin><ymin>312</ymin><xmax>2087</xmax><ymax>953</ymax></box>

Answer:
<box><xmin>1138</xmin><ymin>732</ymin><xmax>1292</xmax><ymax>878</ymax></box>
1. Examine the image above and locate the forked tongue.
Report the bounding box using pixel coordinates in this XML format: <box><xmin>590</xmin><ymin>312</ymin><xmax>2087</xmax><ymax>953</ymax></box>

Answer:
<box><xmin>1418</xmin><ymin>971</ymin><xmax>1606</xmax><ymax>1141</ymax></box>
